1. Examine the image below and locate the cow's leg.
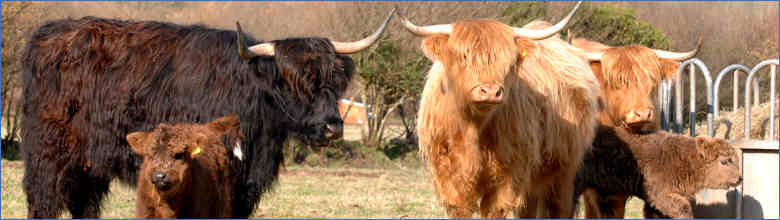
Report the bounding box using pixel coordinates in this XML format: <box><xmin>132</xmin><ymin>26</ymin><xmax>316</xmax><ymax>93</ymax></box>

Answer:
<box><xmin>439</xmin><ymin>183</ymin><xmax>478</xmax><ymax>218</ymax></box>
<box><xmin>543</xmin><ymin>180</ymin><xmax>576</xmax><ymax>218</ymax></box>
<box><xmin>429</xmin><ymin>140</ymin><xmax>486</xmax><ymax>219</ymax></box>
<box><xmin>643</xmin><ymin>203</ymin><xmax>672</xmax><ymax>218</ymax></box>
<box><xmin>436</xmin><ymin>178</ymin><xmax>478</xmax><ymax>218</ymax></box>
<box><xmin>647</xmin><ymin>194</ymin><xmax>693</xmax><ymax>218</ymax></box>
<box><xmin>232</xmin><ymin>141</ymin><xmax>285</xmax><ymax>218</ymax></box>
<box><xmin>533</xmin><ymin>170</ymin><xmax>578</xmax><ymax>218</ymax></box>
<box><xmin>479</xmin><ymin>183</ymin><xmax>514</xmax><ymax>218</ymax></box>
<box><xmin>582</xmin><ymin>188</ymin><xmax>604</xmax><ymax>218</ymax></box>
<box><xmin>583</xmin><ymin>189</ymin><xmax>628</xmax><ymax>218</ymax></box>
<box><xmin>445</xmin><ymin>204</ymin><xmax>476</xmax><ymax>219</ymax></box>
<box><xmin>603</xmin><ymin>195</ymin><xmax>628</xmax><ymax>218</ymax></box>
<box><xmin>23</xmin><ymin>154</ymin><xmax>65</xmax><ymax>218</ymax></box>
<box><xmin>513</xmin><ymin>194</ymin><xmax>539</xmax><ymax>218</ymax></box>
<box><xmin>58</xmin><ymin>159</ymin><xmax>111</xmax><ymax>218</ymax></box>
<box><xmin>64</xmin><ymin>177</ymin><xmax>110</xmax><ymax>218</ymax></box>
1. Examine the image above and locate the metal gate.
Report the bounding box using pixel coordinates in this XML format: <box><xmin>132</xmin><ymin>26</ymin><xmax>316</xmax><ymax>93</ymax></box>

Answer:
<box><xmin>657</xmin><ymin>58</ymin><xmax>779</xmax><ymax>218</ymax></box>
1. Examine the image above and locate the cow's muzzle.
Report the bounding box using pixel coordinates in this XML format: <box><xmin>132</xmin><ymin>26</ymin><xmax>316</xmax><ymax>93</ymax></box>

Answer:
<box><xmin>151</xmin><ymin>172</ymin><xmax>172</xmax><ymax>191</ymax></box>
<box><xmin>324</xmin><ymin>122</ymin><xmax>344</xmax><ymax>140</ymax></box>
<box><xmin>624</xmin><ymin>107</ymin><xmax>654</xmax><ymax>124</ymax></box>
<box><xmin>471</xmin><ymin>84</ymin><xmax>504</xmax><ymax>105</ymax></box>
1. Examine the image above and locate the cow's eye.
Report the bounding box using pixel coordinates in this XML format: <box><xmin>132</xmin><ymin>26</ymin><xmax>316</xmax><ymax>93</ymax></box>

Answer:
<box><xmin>174</xmin><ymin>153</ymin><xmax>185</xmax><ymax>160</ymax></box>
<box><xmin>720</xmin><ymin>160</ymin><xmax>728</xmax><ymax>165</ymax></box>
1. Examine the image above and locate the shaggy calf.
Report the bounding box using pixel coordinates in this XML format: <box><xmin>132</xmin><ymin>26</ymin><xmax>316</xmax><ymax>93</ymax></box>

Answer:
<box><xmin>127</xmin><ymin>114</ymin><xmax>244</xmax><ymax>218</ymax></box>
<box><xmin>573</xmin><ymin>125</ymin><xmax>743</xmax><ymax>218</ymax></box>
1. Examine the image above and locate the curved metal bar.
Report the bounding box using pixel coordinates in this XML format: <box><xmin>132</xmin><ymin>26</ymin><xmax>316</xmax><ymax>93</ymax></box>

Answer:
<box><xmin>713</xmin><ymin>64</ymin><xmax>751</xmax><ymax>118</ymax></box>
<box><xmin>744</xmin><ymin>59</ymin><xmax>780</xmax><ymax>139</ymax></box>
<box><xmin>677</xmin><ymin>58</ymin><xmax>713</xmax><ymax>137</ymax></box>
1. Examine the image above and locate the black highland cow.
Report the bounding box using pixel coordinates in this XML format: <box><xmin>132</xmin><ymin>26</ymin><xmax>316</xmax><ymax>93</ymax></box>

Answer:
<box><xmin>20</xmin><ymin>10</ymin><xmax>394</xmax><ymax>218</ymax></box>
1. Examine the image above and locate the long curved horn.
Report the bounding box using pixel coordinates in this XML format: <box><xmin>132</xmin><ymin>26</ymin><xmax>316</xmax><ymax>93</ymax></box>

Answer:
<box><xmin>330</xmin><ymin>8</ymin><xmax>396</xmax><ymax>54</ymax></box>
<box><xmin>236</xmin><ymin>22</ymin><xmax>275</xmax><ymax>59</ymax></box>
<box><xmin>513</xmin><ymin>1</ymin><xmax>581</xmax><ymax>39</ymax></box>
<box><xmin>652</xmin><ymin>38</ymin><xmax>702</xmax><ymax>61</ymax></box>
<box><xmin>398</xmin><ymin>8</ymin><xmax>452</xmax><ymax>36</ymax></box>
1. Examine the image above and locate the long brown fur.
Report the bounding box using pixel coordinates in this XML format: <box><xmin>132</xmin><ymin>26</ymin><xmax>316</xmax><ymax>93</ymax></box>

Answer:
<box><xmin>574</xmin><ymin>126</ymin><xmax>742</xmax><ymax>218</ymax></box>
<box><xmin>128</xmin><ymin>114</ymin><xmax>244</xmax><ymax>218</ymax></box>
<box><xmin>525</xmin><ymin>21</ymin><xmax>685</xmax><ymax>218</ymax></box>
<box><xmin>570</xmin><ymin>37</ymin><xmax>686</xmax><ymax>218</ymax></box>
<box><xmin>416</xmin><ymin>19</ymin><xmax>600</xmax><ymax>218</ymax></box>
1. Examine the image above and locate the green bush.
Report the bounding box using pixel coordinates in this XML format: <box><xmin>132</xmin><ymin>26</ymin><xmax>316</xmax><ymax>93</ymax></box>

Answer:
<box><xmin>353</xmin><ymin>35</ymin><xmax>428</xmax><ymax>148</ymax></box>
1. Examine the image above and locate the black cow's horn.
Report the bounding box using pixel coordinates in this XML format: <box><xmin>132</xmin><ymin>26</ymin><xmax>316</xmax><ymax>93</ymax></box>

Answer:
<box><xmin>330</xmin><ymin>8</ymin><xmax>396</xmax><ymax>54</ymax></box>
<box><xmin>236</xmin><ymin>21</ymin><xmax>274</xmax><ymax>60</ymax></box>
<box><xmin>512</xmin><ymin>1</ymin><xmax>581</xmax><ymax>39</ymax></box>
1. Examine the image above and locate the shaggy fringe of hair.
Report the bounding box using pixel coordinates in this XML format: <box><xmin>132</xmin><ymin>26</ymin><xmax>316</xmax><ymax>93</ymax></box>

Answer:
<box><xmin>571</xmin><ymin>38</ymin><xmax>678</xmax><ymax>90</ymax></box>
<box><xmin>416</xmin><ymin>19</ymin><xmax>601</xmax><ymax>213</ymax></box>
<box><xmin>600</xmin><ymin>46</ymin><xmax>663</xmax><ymax>89</ymax></box>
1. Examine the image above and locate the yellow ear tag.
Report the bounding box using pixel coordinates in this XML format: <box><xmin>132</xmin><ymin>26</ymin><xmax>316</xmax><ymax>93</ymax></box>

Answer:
<box><xmin>191</xmin><ymin>146</ymin><xmax>202</xmax><ymax>157</ymax></box>
<box><xmin>521</xmin><ymin>51</ymin><xmax>527</xmax><ymax>57</ymax></box>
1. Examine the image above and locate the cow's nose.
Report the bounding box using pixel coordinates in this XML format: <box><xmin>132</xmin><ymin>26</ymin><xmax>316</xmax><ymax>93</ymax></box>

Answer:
<box><xmin>324</xmin><ymin>122</ymin><xmax>343</xmax><ymax>140</ymax></box>
<box><xmin>636</xmin><ymin>108</ymin><xmax>653</xmax><ymax>120</ymax></box>
<box><xmin>626</xmin><ymin>108</ymin><xmax>654</xmax><ymax>123</ymax></box>
<box><xmin>151</xmin><ymin>172</ymin><xmax>170</xmax><ymax>189</ymax></box>
<box><xmin>473</xmin><ymin>84</ymin><xmax>504</xmax><ymax>104</ymax></box>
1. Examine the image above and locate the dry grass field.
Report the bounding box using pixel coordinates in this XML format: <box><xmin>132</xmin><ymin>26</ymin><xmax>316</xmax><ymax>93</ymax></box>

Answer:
<box><xmin>1</xmin><ymin>159</ymin><xmax>646</xmax><ymax>218</ymax></box>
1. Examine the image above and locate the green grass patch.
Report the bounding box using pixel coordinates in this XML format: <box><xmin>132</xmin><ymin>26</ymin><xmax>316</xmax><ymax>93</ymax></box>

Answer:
<box><xmin>2</xmin><ymin>158</ymin><xmax>645</xmax><ymax>218</ymax></box>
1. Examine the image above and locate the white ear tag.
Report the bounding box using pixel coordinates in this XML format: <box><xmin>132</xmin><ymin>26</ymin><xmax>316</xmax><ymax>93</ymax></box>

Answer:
<box><xmin>233</xmin><ymin>142</ymin><xmax>244</xmax><ymax>161</ymax></box>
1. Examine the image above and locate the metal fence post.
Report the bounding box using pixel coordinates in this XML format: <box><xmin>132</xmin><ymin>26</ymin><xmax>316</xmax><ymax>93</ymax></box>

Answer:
<box><xmin>677</xmin><ymin>58</ymin><xmax>713</xmax><ymax>137</ymax></box>
<box><xmin>744</xmin><ymin>59</ymin><xmax>779</xmax><ymax>139</ymax></box>
<box><xmin>713</xmin><ymin>65</ymin><xmax>752</xmax><ymax>137</ymax></box>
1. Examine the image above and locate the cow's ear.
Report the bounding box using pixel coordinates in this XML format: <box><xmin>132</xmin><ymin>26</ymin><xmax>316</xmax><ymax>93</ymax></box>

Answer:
<box><xmin>421</xmin><ymin>35</ymin><xmax>448</xmax><ymax>62</ymax></box>
<box><xmin>189</xmin><ymin>142</ymin><xmax>204</xmax><ymax>158</ymax></box>
<box><xmin>659</xmin><ymin>59</ymin><xmax>680</xmax><ymax>80</ymax></box>
<box><xmin>126</xmin><ymin>131</ymin><xmax>150</xmax><ymax>155</ymax></box>
<box><xmin>207</xmin><ymin>113</ymin><xmax>241</xmax><ymax>135</ymax></box>
<box><xmin>515</xmin><ymin>38</ymin><xmax>536</xmax><ymax>60</ymax></box>
<box><xmin>695</xmin><ymin>137</ymin><xmax>715</xmax><ymax>161</ymax></box>
<box><xmin>589</xmin><ymin>62</ymin><xmax>605</xmax><ymax>83</ymax></box>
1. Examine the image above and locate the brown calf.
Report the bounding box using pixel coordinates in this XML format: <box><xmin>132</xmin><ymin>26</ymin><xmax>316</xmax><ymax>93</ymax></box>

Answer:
<box><xmin>127</xmin><ymin>114</ymin><xmax>244</xmax><ymax>218</ymax></box>
<box><xmin>574</xmin><ymin>126</ymin><xmax>742</xmax><ymax>218</ymax></box>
